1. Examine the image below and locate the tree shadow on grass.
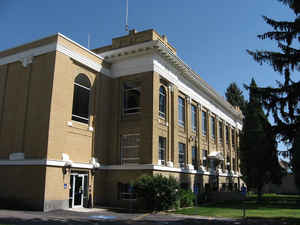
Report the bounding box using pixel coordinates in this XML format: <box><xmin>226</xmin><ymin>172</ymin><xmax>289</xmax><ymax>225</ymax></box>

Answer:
<box><xmin>201</xmin><ymin>200</ymin><xmax>300</xmax><ymax>210</ymax></box>
<box><xmin>1</xmin><ymin>216</ymin><xmax>300</xmax><ymax>225</ymax></box>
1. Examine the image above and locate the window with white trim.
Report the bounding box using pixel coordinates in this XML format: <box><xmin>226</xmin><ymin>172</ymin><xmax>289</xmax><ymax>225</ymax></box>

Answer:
<box><xmin>210</xmin><ymin>116</ymin><xmax>216</xmax><ymax>139</ymax></box>
<box><xmin>120</xmin><ymin>134</ymin><xmax>140</xmax><ymax>164</ymax></box>
<box><xmin>191</xmin><ymin>104</ymin><xmax>197</xmax><ymax>132</ymax></box>
<box><xmin>72</xmin><ymin>74</ymin><xmax>91</xmax><ymax>124</ymax></box>
<box><xmin>202</xmin><ymin>111</ymin><xmax>207</xmax><ymax>135</ymax></box>
<box><xmin>159</xmin><ymin>86</ymin><xmax>166</xmax><ymax>118</ymax></box>
<box><xmin>178</xmin><ymin>96</ymin><xmax>185</xmax><ymax>127</ymax></box>
<box><xmin>219</xmin><ymin>121</ymin><xmax>223</xmax><ymax>142</ymax></box>
<box><xmin>159</xmin><ymin>136</ymin><xmax>166</xmax><ymax>164</ymax></box>
<box><xmin>123</xmin><ymin>81</ymin><xmax>141</xmax><ymax>115</ymax></box>
<box><xmin>178</xmin><ymin>142</ymin><xmax>186</xmax><ymax>168</ymax></box>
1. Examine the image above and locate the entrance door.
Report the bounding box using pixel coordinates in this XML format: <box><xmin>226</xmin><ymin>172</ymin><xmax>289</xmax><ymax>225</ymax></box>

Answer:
<box><xmin>70</xmin><ymin>173</ymin><xmax>88</xmax><ymax>208</ymax></box>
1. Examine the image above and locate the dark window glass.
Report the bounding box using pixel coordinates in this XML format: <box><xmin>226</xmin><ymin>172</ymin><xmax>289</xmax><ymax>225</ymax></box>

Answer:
<box><xmin>118</xmin><ymin>183</ymin><xmax>136</xmax><ymax>200</ymax></box>
<box><xmin>178</xmin><ymin>143</ymin><xmax>186</xmax><ymax>167</ymax></box>
<box><xmin>159</xmin><ymin>86</ymin><xmax>166</xmax><ymax>118</ymax></box>
<box><xmin>210</xmin><ymin>116</ymin><xmax>216</xmax><ymax>139</ymax></box>
<box><xmin>233</xmin><ymin>158</ymin><xmax>236</xmax><ymax>171</ymax></box>
<box><xmin>202</xmin><ymin>149</ymin><xmax>208</xmax><ymax>167</ymax></box>
<box><xmin>191</xmin><ymin>105</ymin><xmax>197</xmax><ymax>132</ymax></box>
<box><xmin>219</xmin><ymin>121</ymin><xmax>223</xmax><ymax>142</ymax></box>
<box><xmin>72</xmin><ymin>74</ymin><xmax>91</xmax><ymax>124</ymax></box>
<box><xmin>192</xmin><ymin>146</ymin><xmax>197</xmax><ymax>170</ymax></box>
<box><xmin>232</xmin><ymin>130</ymin><xmax>235</xmax><ymax>148</ymax></box>
<box><xmin>202</xmin><ymin>111</ymin><xmax>207</xmax><ymax>135</ymax></box>
<box><xmin>178</xmin><ymin>97</ymin><xmax>185</xmax><ymax>126</ymax></box>
<box><xmin>226</xmin><ymin>126</ymin><xmax>229</xmax><ymax>144</ymax></box>
<box><xmin>180</xmin><ymin>183</ymin><xmax>189</xmax><ymax>191</ymax></box>
<box><xmin>227</xmin><ymin>156</ymin><xmax>231</xmax><ymax>170</ymax></box>
<box><xmin>159</xmin><ymin>137</ymin><xmax>166</xmax><ymax>161</ymax></box>
<box><xmin>123</xmin><ymin>81</ymin><xmax>141</xmax><ymax>114</ymax></box>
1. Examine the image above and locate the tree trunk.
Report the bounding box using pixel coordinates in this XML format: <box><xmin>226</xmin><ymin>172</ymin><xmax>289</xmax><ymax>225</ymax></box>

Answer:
<box><xmin>257</xmin><ymin>186</ymin><xmax>263</xmax><ymax>202</ymax></box>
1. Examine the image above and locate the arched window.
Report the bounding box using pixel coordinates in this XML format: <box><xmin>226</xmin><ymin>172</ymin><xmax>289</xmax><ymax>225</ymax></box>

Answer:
<box><xmin>72</xmin><ymin>74</ymin><xmax>91</xmax><ymax>124</ymax></box>
<box><xmin>159</xmin><ymin>86</ymin><xmax>166</xmax><ymax>118</ymax></box>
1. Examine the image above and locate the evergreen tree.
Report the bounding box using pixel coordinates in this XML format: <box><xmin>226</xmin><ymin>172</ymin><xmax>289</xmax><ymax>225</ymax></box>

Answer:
<box><xmin>225</xmin><ymin>82</ymin><xmax>247</xmax><ymax>114</ymax></box>
<box><xmin>247</xmin><ymin>0</ymin><xmax>300</xmax><ymax>188</ymax></box>
<box><xmin>239</xmin><ymin>79</ymin><xmax>283</xmax><ymax>200</ymax></box>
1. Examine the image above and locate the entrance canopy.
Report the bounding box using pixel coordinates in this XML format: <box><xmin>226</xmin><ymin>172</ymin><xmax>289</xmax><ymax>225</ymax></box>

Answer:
<box><xmin>208</xmin><ymin>151</ymin><xmax>224</xmax><ymax>161</ymax></box>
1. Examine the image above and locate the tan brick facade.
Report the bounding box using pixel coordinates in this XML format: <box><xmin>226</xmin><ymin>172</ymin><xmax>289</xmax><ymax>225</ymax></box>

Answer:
<box><xmin>0</xmin><ymin>29</ymin><xmax>243</xmax><ymax>211</ymax></box>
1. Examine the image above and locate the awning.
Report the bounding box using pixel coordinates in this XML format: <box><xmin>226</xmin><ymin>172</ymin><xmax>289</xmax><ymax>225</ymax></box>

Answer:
<box><xmin>208</xmin><ymin>151</ymin><xmax>224</xmax><ymax>161</ymax></box>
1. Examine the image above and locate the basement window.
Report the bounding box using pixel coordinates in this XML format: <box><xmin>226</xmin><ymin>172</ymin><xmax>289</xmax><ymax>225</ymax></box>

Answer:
<box><xmin>72</xmin><ymin>74</ymin><xmax>91</xmax><ymax>124</ymax></box>
<box><xmin>118</xmin><ymin>183</ymin><xmax>136</xmax><ymax>200</ymax></box>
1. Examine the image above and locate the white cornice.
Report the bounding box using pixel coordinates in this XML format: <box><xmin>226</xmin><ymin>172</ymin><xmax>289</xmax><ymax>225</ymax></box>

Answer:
<box><xmin>57</xmin><ymin>33</ymin><xmax>104</xmax><ymax>60</ymax></box>
<box><xmin>56</xmin><ymin>43</ymin><xmax>110</xmax><ymax>75</ymax></box>
<box><xmin>99</xmin><ymin>164</ymin><xmax>241</xmax><ymax>177</ymax></box>
<box><xmin>0</xmin><ymin>159</ymin><xmax>94</xmax><ymax>169</ymax></box>
<box><xmin>99</xmin><ymin>40</ymin><xmax>243</xmax><ymax>128</ymax></box>
<box><xmin>0</xmin><ymin>43</ymin><xmax>57</xmax><ymax>66</ymax></box>
<box><xmin>0</xmin><ymin>35</ymin><xmax>110</xmax><ymax>76</ymax></box>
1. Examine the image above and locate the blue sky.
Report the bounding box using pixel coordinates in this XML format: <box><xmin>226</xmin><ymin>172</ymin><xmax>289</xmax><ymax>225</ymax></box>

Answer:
<box><xmin>0</xmin><ymin>1</ymin><xmax>295</xmax><ymax>151</ymax></box>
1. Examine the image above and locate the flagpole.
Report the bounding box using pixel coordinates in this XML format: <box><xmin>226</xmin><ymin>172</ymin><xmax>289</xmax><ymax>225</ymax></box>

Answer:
<box><xmin>125</xmin><ymin>0</ymin><xmax>129</xmax><ymax>32</ymax></box>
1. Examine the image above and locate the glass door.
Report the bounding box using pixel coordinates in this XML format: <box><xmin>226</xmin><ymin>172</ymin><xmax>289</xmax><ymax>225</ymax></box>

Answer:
<box><xmin>74</xmin><ymin>175</ymin><xmax>83</xmax><ymax>207</ymax></box>
<box><xmin>70</xmin><ymin>173</ymin><xmax>88</xmax><ymax>208</ymax></box>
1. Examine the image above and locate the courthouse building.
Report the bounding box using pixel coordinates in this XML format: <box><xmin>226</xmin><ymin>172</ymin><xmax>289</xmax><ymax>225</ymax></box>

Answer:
<box><xmin>0</xmin><ymin>29</ymin><xmax>243</xmax><ymax>211</ymax></box>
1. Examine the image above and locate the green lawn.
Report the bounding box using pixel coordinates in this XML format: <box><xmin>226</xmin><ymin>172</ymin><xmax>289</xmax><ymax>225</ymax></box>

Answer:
<box><xmin>173</xmin><ymin>194</ymin><xmax>300</xmax><ymax>219</ymax></box>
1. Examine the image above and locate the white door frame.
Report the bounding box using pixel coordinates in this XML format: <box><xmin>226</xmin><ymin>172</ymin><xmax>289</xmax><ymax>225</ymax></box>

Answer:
<box><xmin>70</xmin><ymin>173</ymin><xmax>88</xmax><ymax>208</ymax></box>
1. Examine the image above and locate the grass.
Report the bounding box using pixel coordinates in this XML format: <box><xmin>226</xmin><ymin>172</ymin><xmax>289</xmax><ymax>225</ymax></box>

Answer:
<box><xmin>173</xmin><ymin>193</ymin><xmax>300</xmax><ymax>219</ymax></box>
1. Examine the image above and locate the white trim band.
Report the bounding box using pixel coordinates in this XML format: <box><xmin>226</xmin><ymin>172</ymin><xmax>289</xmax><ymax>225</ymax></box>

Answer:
<box><xmin>0</xmin><ymin>159</ymin><xmax>94</xmax><ymax>169</ymax></box>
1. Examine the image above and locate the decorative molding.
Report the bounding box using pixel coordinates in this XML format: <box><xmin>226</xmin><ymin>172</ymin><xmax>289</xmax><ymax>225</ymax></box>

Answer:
<box><xmin>0</xmin><ymin>159</ymin><xmax>94</xmax><ymax>169</ymax></box>
<box><xmin>98</xmin><ymin>164</ymin><xmax>241</xmax><ymax>177</ymax></box>
<box><xmin>98</xmin><ymin>39</ymin><xmax>243</xmax><ymax>129</ymax></box>
<box><xmin>0</xmin><ymin>43</ymin><xmax>57</xmax><ymax>66</ymax></box>
<box><xmin>56</xmin><ymin>43</ymin><xmax>110</xmax><ymax>75</ymax></box>
<box><xmin>0</xmin><ymin>36</ymin><xmax>110</xmax><ymax>76</ymax></box>
<box><xmin>21</xmin><ymin>56</ymin><xmax>33</xmax><ymax>67</ymax></box>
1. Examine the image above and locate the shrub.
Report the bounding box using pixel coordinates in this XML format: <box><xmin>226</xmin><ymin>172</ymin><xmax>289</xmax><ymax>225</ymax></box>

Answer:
<box><xmin>133</xmin><ymin>174</ymin><xmax>180</xmax><ymax>211</ymax></box>
<box><xmin>179</xmin><ymin>189</ymin><xmax>195</xmax><ymax>208</ymax></box>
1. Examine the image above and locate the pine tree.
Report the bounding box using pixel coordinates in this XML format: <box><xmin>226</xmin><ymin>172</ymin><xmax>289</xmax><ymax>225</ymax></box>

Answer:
<box><xmin>239</xmin><ymin>79</ymin><xmax>283</xmax><ymax>200</ymax></box>
<box><xmin>247</xmin><ymin>0</ymin><xmax>300</xmax><ymax>188</ymax></box>
<box><xmin>225</xmin><ymin>82</ymin><xmax>247</xmax><ymax>114</ymax></box>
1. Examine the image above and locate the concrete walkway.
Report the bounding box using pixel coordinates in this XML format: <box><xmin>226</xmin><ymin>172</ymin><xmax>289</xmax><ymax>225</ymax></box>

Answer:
<box><xmin>0</xmin><ymin>208</ymin><xmax>297</xmax><ymax>225</ymax></box>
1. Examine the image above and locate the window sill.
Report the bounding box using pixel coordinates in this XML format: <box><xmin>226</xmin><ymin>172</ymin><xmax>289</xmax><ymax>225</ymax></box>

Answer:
<box><xmin>67</xmin><ymin>121</ymin><xmax>93</xmax><ymax>132</ymax></box>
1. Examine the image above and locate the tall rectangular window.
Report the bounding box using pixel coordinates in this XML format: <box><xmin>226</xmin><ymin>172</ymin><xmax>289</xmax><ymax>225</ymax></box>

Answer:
<box><xmin>159</xmin><ymin>137</ymin><xmax>166</xmax><ymax>163</ymax></box>
<box><xmin>233</xmin><ymin>158</ymin><xmax>236</xmax><ymax>171</ymax></box>
<box><xmin>227</xmin><ymin>156</ymin><xmax>231</xmax><ymax>170</ymax></box>
<box><xmin>178</xmin><ymin>143</ymin><xmax>186</xmax><ymax>168</ymax></box>
<box><xmin>178</xmin><ymin>97</ymin><xmax>185</xmax><ymax>126</ymax></box>
<box><xmin>226</xmin><ymin>126</ymin><xmax>229</xmax><ymax>144</ymax></box>
<box><xmin>191</xmin><ymin>105</ymin><xmax>197</xmax><ymax>132</ymax></box>
<box><xmin>120</xmin><ymin>134</ymin><xmax>140</xmax><ymax>164</ymax></box>
<box><xmin>192</xmin><ymin>146</ymin><xmax>197</xmax><ymax>170</ymax></box>
<box><xmin>202</xmin><ymin>149</ymin><xmax>208</xmax><ymax>167</ymax></box>
<box><xmin>202</xmin><ymin>111</ymin><xmax>207</xmax><ymax>135</ymax></box>
<box><xmin>219</xmin><ymin>121</ymin><xmax>223</xmax><ymax>142</ymax></box>
<box><xmin>232</xmin><ymin>130</ymin><xmax>235</xmax><ymax>148</ymax></box>
<box><xmin>210</xmin><ymin>116</ymin><xmax>216</xmax><ymax>139</ymax></box>
<box><xmin>123</xmin><ymin>81</ymin><xmax>141</xmax><ymax>115</ymax></box>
